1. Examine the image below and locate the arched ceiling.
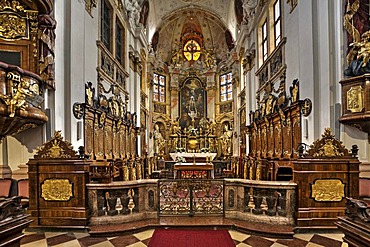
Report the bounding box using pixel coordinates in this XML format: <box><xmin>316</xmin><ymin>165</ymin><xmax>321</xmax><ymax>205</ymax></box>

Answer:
<box><xmin>147</xmin><ymin>0</ymin><xmax>237</xmax><ymax>67</ymax></box>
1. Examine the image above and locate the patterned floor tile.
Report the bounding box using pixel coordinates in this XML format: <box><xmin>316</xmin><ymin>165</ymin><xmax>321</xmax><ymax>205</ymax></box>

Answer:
<box><xmin>306</xmin><ymin>243</ymin><xmax>325</xmax><ymax>247</ymax></box>
<box><xmin>310</xmin><ymin>234</ymin><xmax>343</xmax><ymax>247</ymax></box>
<box><xmin>18</xmin><ymin>229</ymin><xmax>346</xmax><ymax>247</ymax></box>
<box><xmin>77</xmin><ymin>236</ymin><xmax>108</xmax><ymax>247</ymax></box>
<box><xmin>89</xmin><ymin>241</ymin><xmax>115</xmax><ymax>247</ymax></box>
<box><xmin>133</xmin><ymin>229</ymin><xmax>155</xmax><ymax>241</ymax></box>
<box><xmin>228</xmin><ymin>229</ymin><xmax>250</xmax><ymax>242</ymax></box>
<box><xmin>109</xmin><ymin>235</ymin><xmax>141</xmax><ymax>247</ymax></box>
<box><xmin>236</xmin><ymin>243</ymin><xmax>253</xmax><ymax>247</ymax></box>
<box><xmin>276</xmin><ymin>237</ymin><xmax>309</xmax><ymax>247</ymax></box>
<box><xmin>20</xmin><ymin>239</ymin><xmax>48</xmax><ymax>247</ymax></box>
<box><xmin>47</xmin><ymin>233</ymin><xmax>77</xmax><ymax>246</ymax></box>
<box><xmin>293</xmin><ymin>233</ymin><xmax>314</xmax><ymax>242</ymax></box>
<box><xmin>53</xmin><ymin>239</ymin><xmax>82</xmax><ymax>247</ymax></box>
<box><xmin>127</xmin><ymin>242</ymin><xmax>147</xmax><ymax>247</ymax></box>
<box><xmin>243</xmin><ymin>235</ymin><xmax>275</xmax><ymax>247</ymax></box>
<box><xmin>21</xmin><ymin>232</ymin><xmax>46</xmax><ymax>245</ymax></box>
<box><xmin>270</xmin><ymin>243</ymin><xmax>289</xmax><ymax>247</ymax></box>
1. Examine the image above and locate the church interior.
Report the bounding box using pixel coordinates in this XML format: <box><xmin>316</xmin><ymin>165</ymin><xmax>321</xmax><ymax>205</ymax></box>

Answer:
<box><xmin>1</xmin><ymin>0</ymin><xmax>370</xmax><ymax>246</ymax></box>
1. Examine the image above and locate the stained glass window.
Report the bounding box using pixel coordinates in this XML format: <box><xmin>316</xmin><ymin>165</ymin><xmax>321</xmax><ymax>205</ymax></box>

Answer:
<box><xmin>153</xmin><ymin>73</ymin><xmax>165</xmax><ymax>102</ymax></box>
<box><xmin>220</xmin><ymin>72</ymin><xmax>233</xmax><ymax>102</ymax></box>
<box><xmin>183</xmin><ymin>40</ymin><xmax>201</xmax><ymax>61</ymax></box>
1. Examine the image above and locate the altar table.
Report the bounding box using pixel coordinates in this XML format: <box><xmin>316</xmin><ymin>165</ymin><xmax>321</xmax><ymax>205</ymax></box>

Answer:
<box><xmin>174</xmin><ymin>163</ymin><xmax>214</xmax><ymax>179</ymax></box>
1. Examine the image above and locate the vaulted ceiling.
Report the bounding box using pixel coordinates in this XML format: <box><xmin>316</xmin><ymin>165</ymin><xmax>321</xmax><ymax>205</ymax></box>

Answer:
<box><xmin>146</xmin><ymin>0</ymin><xmax>237</xmax><ymax>66</ymax></box>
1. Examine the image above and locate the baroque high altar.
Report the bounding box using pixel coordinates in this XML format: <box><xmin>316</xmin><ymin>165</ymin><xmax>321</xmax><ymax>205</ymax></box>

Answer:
<box><xmin>152</xmin><ymin>74</ymin><xmax>234</xmax><ymax>160</ymax></box>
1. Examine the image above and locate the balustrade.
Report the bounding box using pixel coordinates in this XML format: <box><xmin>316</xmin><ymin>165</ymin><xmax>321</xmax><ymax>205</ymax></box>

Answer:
<box><xmin>87</xmin><ymin>179</ymin><xmax>297</xmax><ymax>226</ymax></box>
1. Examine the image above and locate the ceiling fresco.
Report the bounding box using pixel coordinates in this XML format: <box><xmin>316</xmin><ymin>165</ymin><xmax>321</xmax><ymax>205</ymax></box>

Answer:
<box><xmin>147</xmin><ymin>0</ymin><xmax>236</xmax><ymax>69</ymax></box>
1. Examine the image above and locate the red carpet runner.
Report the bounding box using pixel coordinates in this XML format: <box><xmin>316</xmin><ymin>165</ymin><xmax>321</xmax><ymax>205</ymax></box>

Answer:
<box><xmin>148</xmin><ymin>229</ymin><xmax>236</xmax><ymax>247</ymax></box>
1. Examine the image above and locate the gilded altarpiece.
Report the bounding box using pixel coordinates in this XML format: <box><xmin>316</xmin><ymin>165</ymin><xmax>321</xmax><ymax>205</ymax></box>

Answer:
<box><xmin>179</xmin><ymin>77</ymin><xmax>206</xmax><ymax>129</ymax></box>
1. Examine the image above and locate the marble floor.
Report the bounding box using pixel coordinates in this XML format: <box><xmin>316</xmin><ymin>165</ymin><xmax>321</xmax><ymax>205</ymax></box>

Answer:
<box><xmin>21</xmin><ymin>228</ymin><xmax>348</xmax><ymax>247</ymax></box>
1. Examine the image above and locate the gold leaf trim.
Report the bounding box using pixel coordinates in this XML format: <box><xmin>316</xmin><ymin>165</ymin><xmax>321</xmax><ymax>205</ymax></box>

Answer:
<box><xmin>311</xmin><ymin>179</ymin><xmax>345</xmax><ymax>202</ymax></box>
<box><xmin>41</xmin><ymin>179</ymin><xmax>73</xmax><ymax>201</ymax></box>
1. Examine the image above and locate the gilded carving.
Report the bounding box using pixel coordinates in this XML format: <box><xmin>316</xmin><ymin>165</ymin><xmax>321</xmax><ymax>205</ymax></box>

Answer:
<box><xmin>0</xmin><ymin>13</ymin><xmax>27</xmax><ymax>39</ymax></box>
<box><xmin>315</xmin><ymin>139</ymin><xmax>341</xmax><ymax>157</ymax></box>
<box><xmin>347</xmin><ymin>86</ymin><xmax>364</xmax><ymax>113</ymax></box>
<box><xmin>287</xmin><ymin>0</ymin><xmax>298</xmax><ymax>13</ymax></box>
<box><xmin>308</xmin><ymin>128</ymin><xmax>349</xmax><ymax>157</ymax></box>
<box><xmin>41</xmin><ymin>179</ymin><xmax>73</xmax><ymax>201</ymax></box>
<box><xmin>0</xmin><ymin>0</ymin><xmax>25</xmax><ymax>12</ymax></box>
<box><xmin>311</xmin><ymin>179</ymin><xmax>345</xmax><ymax>202</ymax></box>
<box><xmin>84</xmin><ymin>0</ymin><xmax>97</xmax><ymax>16</ymax></box>
<box><xmin>36</xmin><ymin>130</ymin><xmax>76</xmax><ymax>158</ymax></box>
<box><xmin>301</xmin><ymin>98</ymin><xmax>312</xmax><ymax>117</ymax></box>
<box><xmin>309</xmin><ymin>128</ymin><xmax>347</xmax><ymax>157</ymax></box>
<box><xmin>0</xmin><ymin>72</ymin><xmax>32</xmax><ymax>117</ymax></box>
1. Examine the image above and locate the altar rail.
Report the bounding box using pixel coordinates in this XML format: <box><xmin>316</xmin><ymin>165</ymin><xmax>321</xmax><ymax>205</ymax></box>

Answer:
<box><xmin>87</xmin><ymin>179</ymin><xmax>297</xmax><ymax>226</ymax></box>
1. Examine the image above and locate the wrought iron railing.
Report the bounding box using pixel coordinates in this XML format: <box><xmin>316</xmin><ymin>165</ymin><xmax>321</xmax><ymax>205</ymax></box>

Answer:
<box><xmin>158</xmin><ymin>179</ymin><xmax>224</xmax><ymax>216</ymax></box>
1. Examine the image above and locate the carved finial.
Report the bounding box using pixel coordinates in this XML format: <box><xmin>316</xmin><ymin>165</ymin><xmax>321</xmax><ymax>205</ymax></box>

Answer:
<box><xmin>306</xmin><ymin>128</ymin><xmax>350</xmax><ymax>158</ymax></box>
<box><xmin>36</xmin><ymin>131</ymin><xmax>77</xmax><ymax>159</ymax></box>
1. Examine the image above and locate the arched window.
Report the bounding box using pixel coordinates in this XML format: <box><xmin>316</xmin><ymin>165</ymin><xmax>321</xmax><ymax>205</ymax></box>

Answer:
<box><xmin>220</xmin><ymin>72</ymin><xmax>233</xmax><ymax>102</ymax></box>
<box><xmin>153</xmin><ymin>73</ymin><xmax>165</xmax><ymax>102</ymax></box>
<box><xmin>183</xmin><ymin>39</ymin><xmax>201</xmax><ymax>61</ymax></box>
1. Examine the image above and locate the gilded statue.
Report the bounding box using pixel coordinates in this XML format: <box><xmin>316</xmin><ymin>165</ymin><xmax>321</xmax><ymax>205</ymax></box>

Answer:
<box><xmin>1</xmin><ymin>77</ymin><xmax>32</xmax><ymax>117</ymax></box>
<box><xmin>220</xmin><ymin>124</ymin><xmax>233</xmax><ymax>157</ymax></box>
<box><xmin>345</xmin><ymin>29</ymin><xmax>370</xmax><ymax>76</ymax></box>
<box><xmin>203</xmin><ymin>49</ymin><xmax>215</xmax><ymax>68</ymax></box>
<box><xmin>171</xmin><ymin>49</ymin><xmax>183</xmax><ymax>66</ymax></box>
<box><xmin>153</xmin><ymin>124</ymin><xmax>165</xmax><ymax>156</ymax></box>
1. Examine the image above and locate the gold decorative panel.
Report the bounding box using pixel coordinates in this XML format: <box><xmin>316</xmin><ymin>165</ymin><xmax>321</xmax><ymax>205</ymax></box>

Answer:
<box><xmin>311</xmin><ymin>179</ymin><xmax>345</xmax><ymax>202</ymax></box>
<box><xmin>41</xmin><ymin>179</ymin><xmax>73</xmax><ymax>201</ymax></box>
<box><xmin>0</xmin><ymin>13</ymin><xmax>27</xmax><ymax>39</ymax></box>
<box><xmin>346</xmin><ymin>86</ymin><xmax>364</xmax><ymax>113</ymax></box>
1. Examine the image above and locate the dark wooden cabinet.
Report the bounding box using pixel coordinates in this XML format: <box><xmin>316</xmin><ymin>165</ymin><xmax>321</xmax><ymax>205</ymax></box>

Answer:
<box><xmin>293</xmin><ymin>129</ymin><xmax>360</xmax><ymax>229</ymax></box>
<box><xmin>27</xmin><ymin>131</ymin><xmax>91</xmax><ymax>228</ymax></box>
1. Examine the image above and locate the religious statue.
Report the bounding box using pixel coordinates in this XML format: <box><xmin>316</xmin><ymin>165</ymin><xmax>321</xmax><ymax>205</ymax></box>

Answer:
<box><xmin>1</xmin><ymin>78</ymin><xmax>32</xmax><ymax>117</ymax></box>
<box><xmin>153</xmin><ymin>124</ymin><xmax>165</xmax><ymax>156</ymax></box>
<box><xmin>220</xmin><ymin>124</ymin><xmax>233</xmax><ymax>157</ymax></box>
<box><xmin>203</xmin><ymin>49</ymin><xmax>215</xmax><ymax>68</ymax></box>
<box><xmin>207</xmin><ymin>120</ymin><xmax>217</xmax><ymax>136</ymax></box>
<box><xmin>345</xmin><ymin>31</ymin><xmax>370</xmax><ymax>76</ymax></box>
<box><xmin>38</xmin><ymin>14</ymin><xmax>57</xmax><ymax>88</ymax></box>
<box><xmin>171</xmin><ymin>49</ymin><xmax>183</xmax><ymax>66</ymax></box>
<box><xmin>242</xmin><ymin>0</ymin><xmax>258</xmax><ymax>25</ymax></box>
<box><xmin>125</xmin><ymin>0</ymin><xmax>141</xmax><ymax>27</ymax></box>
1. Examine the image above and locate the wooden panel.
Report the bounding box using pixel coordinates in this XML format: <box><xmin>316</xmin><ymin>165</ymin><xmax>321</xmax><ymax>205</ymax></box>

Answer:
<box><xmin>261</xmin><ymin>124</ymin><xmax>267</xmax><ymax>157</ymax></box>
<box><xmin>105</xmin><ymin>118</ymin><xmax>113</xmax><ymax>159</ymax></box>
<box><xmin>27</xmin><ymin>132</ymin><xmax>91</xmax><ymax>227</ymax></box>
<box><xmin>267</xmin><ymin>123</ymin><xmax>274</xmax><ymax>157</ymax></box>
<box><xmin>84</xmin><ymin>111</ymin><xmax>94</xmax><ymax>159</ymax></box>
<box><xmin>282</xmin><ymin>116</ymin><xmax>292</xmax><ymax>158</ymax></box>
<box><xmin>293</xmin><ymin>159</ymin><xmax>360</xmax><ymax>229</ymax></box>
<box><xmin>273</xmin><ymin>117</ymin><xmax>282</xmax><ymax>157</ymax></box>
<box><xmin>113</xmin><ymin>124</ymin><xmax>120</xmax><ymax>158</ymax></box>
<box><xmin>95</xmin><ymin>119</ymin><xmax>104</xmax><ymax>160</ymax></box>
